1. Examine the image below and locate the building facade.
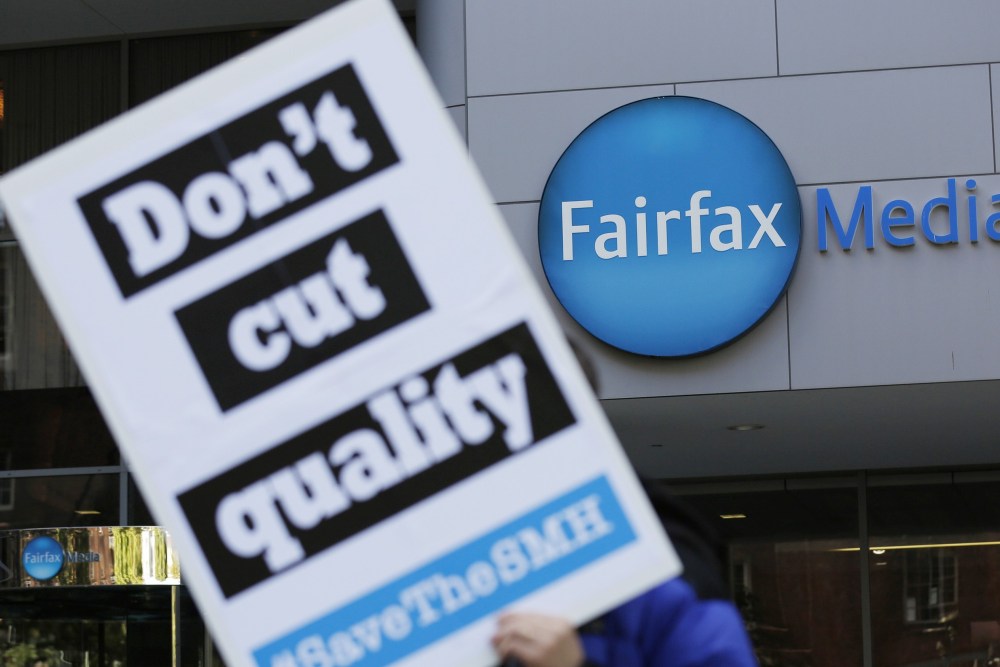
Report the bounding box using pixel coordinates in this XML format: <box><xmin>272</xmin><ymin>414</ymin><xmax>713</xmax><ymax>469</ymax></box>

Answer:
<box><xmin>421</xmin><ymin>3</ymin><xmax>1000</xmax><ymax>667</ymax></box>
<box><xmin>2</xmin><ymin>1</ymin><xmax>1000</xmax><ymax>665</ymax></box>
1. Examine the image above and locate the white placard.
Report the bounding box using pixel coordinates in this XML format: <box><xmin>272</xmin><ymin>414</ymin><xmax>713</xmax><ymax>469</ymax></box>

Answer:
<box><xmin>0</xmin><ymin>1</ymin><xmax>680</xmax><ymax>665</ymax></box>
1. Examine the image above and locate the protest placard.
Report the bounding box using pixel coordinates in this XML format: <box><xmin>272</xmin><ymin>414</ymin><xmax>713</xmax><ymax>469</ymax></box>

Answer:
<box><xmin>0</xmin><ymin>1</ymin><xmax>680</xmax><ymax>664</ymax></box>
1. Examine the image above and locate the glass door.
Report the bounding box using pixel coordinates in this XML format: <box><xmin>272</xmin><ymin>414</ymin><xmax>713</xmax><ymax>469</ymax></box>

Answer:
<box><xmin>0</xmin><ymin>585</ymin><xmax>216</xmax><ymax>667</ymax></box>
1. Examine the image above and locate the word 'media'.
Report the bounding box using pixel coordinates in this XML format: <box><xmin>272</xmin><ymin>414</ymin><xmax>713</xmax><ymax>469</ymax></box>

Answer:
<box><xmin>24</xmin><ymin>548</ymin><xmax>100</xmax><ymax>565</ymax></box>
<box><xmin>178</xmin><ymin>323</ymin><xmax>576</xmax><ymax>598</ymax></box>
<box><xmin>818</xmin><ymin>178</ymin><xmax>1000</xmax><ymax>250</ymax></box>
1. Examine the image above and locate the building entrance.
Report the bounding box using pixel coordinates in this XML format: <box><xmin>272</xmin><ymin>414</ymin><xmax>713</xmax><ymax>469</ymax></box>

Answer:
<box><xmin>0</xmin><ymin>527</ymin><xmax>220</xmax><ymax>667</ymax></box>
<box><xmin>0</xmin><ymin>585</ymin><xmax>213</xmax><ymax>667</ymax></box>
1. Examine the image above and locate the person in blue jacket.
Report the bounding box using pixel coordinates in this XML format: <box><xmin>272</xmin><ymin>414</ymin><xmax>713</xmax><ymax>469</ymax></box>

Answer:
<box><xmin>491</xmin><ymin>341</ymin><xmax>758</xmax><ymax>666</ymax></box>
<box><xmin>491</xmin><ymin>477</ymin><xmax>758</xmax><ymax>666</ymax></box>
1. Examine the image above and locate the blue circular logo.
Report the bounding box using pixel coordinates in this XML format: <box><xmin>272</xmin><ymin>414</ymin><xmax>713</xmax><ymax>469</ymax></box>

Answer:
<box><xmin>23</xmin><ymin>536</ymin><xmax>64</xmax><ymax>581</ymax></box>
<box><xmin>539</xmin><ymin>97</ymin><xmax>801</xmax><ymax>357</ymax></box>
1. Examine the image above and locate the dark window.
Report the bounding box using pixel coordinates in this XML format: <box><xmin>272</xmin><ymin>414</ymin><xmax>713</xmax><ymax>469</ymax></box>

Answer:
<box><xmin>868</xmin><ymin>479</ymin><xmax>1000</xmax><ymax>665</ymax></box>
<box><xmin>0</xmin><ymin>245</ymin><xmax>83</xmax><ymax>391</ymax></box>
<box><xmin>128</xmin><ymin>476</ymin><xmax>155</xmax><ymax>527</ymax></box>
<box><xmin>676</xmin><ymin>483</ymin><xmax>863</xmax><ymax>667</ymax></box>
<box><xmin>0</xmin><ymin>43</ymin><xmax>121</xmax><ymax>173</ymax></box>
<box><xmin>903</xmin><ymin>549</ymin><xmax>958</xmax><ymax>624</ymax></box>
<box><xmin>0</xmin><ymin>387</ymin><xmax>118</xmax><ymax>469</ymax></box>
<box><xmin>0</xmin><ymin>473</ymin><xmax>117</xmax><ymax>529</ymax></box>
<box><xmin>129</xmin><ymin>29</ymin><xmax>282</xmax><ymax>107</ymax></box>
<box><xmin>0</xmin><ymin>245</ymin><xmax>8</xmax><ymax>375</ymax></box>
<box><xmin>0</xmin><ymin>78</ymin><xmax>6</xmax><ymax>175</ymax></box>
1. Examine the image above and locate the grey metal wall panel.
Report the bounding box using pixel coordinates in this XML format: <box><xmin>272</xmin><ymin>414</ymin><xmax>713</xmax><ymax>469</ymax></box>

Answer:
<box><xmin>777</xmin><ymin>0</ymin><xmax>1000</xmax><ymax>76</ymax></box>
<box><xmin>587</xmin><ymin>305</ymin><xmax>792</xmax><ymax>400</ymax></box>
<box><xmin>610</xmin><ymin>381</ymin><xmax>1000</xmax><ymax>478</ymax></box>
<box><xmin>789</xmin><ymin>176</ymin><xmax>1000</xmax><ymax>389</ymax></box>
<box><xmin>468</xmin><ymin>85</ymin><xmax>675</xmax><ymax>204</ymax></box>
<box><xmin>466</xmin><ymin>0</ymin><xmax>777</xmax><ymax>97</ymax></box>
<box><xmin>416</xmin><ymin>0</ymin><xmax>466</xmax><ymax>107</ymax></box>
<box><xmin>446</xmin><ymin>105</ymin><xmax>467</xmax><ymax>143</ymax></box>
<box><xmin>500</xmin><ymin>203</ymin><xmax>792</xmax><ymax>399</ymax></box>
<box><xmin>993</xmin><ymin>65</ymin><xmax>1000</xmax><ymax>173</ymax></box>
<box><xmin>679</xmin><ymin>66</ymin><xmax>994</xmax><ymax>186</ymax></box>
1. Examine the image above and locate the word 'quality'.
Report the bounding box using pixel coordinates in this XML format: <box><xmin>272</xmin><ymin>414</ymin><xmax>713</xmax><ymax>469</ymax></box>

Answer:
<box><xmin>178</xmin><ymin>324</ymin><xmax>576</xmax><ymax>597</ymax></box>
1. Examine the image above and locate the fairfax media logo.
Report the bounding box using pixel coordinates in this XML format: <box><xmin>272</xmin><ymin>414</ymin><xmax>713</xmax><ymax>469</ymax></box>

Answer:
<box><xmin>23</xmin><ymin>536</ymin><xmax>64</xmax><ymax>581</ymax></box>
<box><xmin>22</xmin><ymin>535</ymin><xmax>100</xmax><ymax>581</ymax></box>
<box><xmin>538</xmin><ymin>96</ymin><xmax>802</xmax><ymax>358</ymax></box>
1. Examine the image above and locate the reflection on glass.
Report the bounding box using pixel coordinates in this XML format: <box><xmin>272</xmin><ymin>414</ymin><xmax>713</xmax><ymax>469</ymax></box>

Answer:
<box><xmin>0</xmin><ymin>386</ymin><xmax>118</xmax><ymax>470</ymax></box>
<box><xmin>0</xmin><ymin>527</ymin><xmax>178</xmax><ymax>587</ymax></box>
<box><xmin>869</xmin><ymin>481</ymin><xmax>1000</xmax><ymax>666</ymax></box>
<box><xmin>0</xmin><ymin>618</ymin><xmax>125</xmax><ymax>666</ymax></box>
<box><xmin>110</xmin><ymin>527</ymin><xmax>180</xmax><ymax>585</ymax></box>
<box><xmin>677</xmin><ymin>485</ymin><xmax>862</xmax><ymax>667</ymax></box>
<box><xmin>0</xmin><ymin>586</ymin><xmax>213</xmax><ymax>666</ymax></box>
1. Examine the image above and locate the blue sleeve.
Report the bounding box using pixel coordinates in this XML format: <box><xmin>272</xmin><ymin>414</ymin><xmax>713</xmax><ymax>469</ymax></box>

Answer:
<box><xmin>581</xmin><ymin>577</ymin><xmax>758</xmax><ymax>667</ymax></box>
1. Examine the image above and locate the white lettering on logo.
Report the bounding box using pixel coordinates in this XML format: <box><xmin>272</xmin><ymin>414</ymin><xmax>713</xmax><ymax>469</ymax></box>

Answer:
<box><xmin>561</xmin><ymin>190</ymin><xmax>786</xmax><ymax>260</ymax></box>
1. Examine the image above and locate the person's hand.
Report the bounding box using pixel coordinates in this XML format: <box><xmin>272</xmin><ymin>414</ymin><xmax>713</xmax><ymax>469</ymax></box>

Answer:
<box><xmin>491</xmin><ymin>611</ymin><xmax>585</xmax><ymax>667</ymax></box>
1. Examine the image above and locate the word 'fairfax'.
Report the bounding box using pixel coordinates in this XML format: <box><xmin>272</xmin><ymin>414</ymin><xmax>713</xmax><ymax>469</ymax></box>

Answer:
<box><xmin>561</xmin><ymin>190</ymin><xmax>786</xmax><ymax>260</ymax></box>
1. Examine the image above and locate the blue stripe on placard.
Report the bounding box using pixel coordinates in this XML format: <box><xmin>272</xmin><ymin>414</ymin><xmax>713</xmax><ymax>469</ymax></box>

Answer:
<box><xmin>253</xmin><ymin>475</ymin><xmax>636</xmax><ymax>667</ymax></box>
